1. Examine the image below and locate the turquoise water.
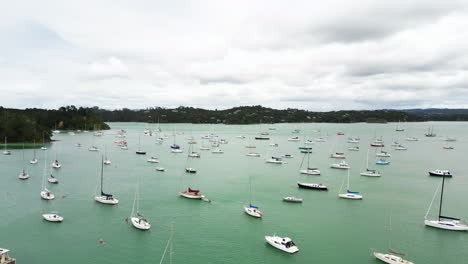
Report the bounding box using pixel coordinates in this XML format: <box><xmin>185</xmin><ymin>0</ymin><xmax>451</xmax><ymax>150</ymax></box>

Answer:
<box><xmin>1</xmin><ymin>122</ymin><xmax>467</xmax><ymax>263</ymax></box>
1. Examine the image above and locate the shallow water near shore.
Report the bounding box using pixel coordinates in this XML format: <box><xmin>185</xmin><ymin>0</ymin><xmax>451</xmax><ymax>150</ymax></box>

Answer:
<box><xmin>1</xmin><ymin>121</ymin><xmax>467</xmax><ymax>264</ymax></box>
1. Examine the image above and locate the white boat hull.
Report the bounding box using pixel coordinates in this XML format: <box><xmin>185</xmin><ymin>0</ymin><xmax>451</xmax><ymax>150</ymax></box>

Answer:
<box><xmin>42</xmin><ymin>213</ymin><xmax>64</xmax><ymax>222</ymax></box>
<box><xmin>424</xmin><ymin>219</ymin><xmax>468</xmax><ymax>231</ymax></box>
<box><xmin>179</xmin><ymin>191</ymin><xmax>204</xmax><ymax>199</ymax></box>
<box><xmin>283</xmin><ymin>197</ymin><xmax>303</xmax><ymax>203</ymax></box>
<box><xmin>30</xmin><ymin>159</ymin><xmax>38</xmax><ymax>164</ymax></box>
<box><xmin>244</xmin><ymin>206</ymin><xmax>263</xmax><ymax>218</ymax></box>
<box><xmin>373</xmin><ymin>252</ymin><xmax>414</xmax><ymax>264</ymax></box>
<box><xmin>40</xmin><ymin>191</ymin><xmax>55</xmax><ymax>200</ymax></box>
<box><xmin>300</xmin><ymin>169</ymin><xmax>320</xmax><ymax>175</ymax></box>
<box><xmin>265</xmin><ymin>236</ymin><xmax>299</xmax><ymax>254</ymax></box>
<box><xmin>52</xmin><ymin>163</ymin><xmax>61</xmax><ymax>168</ymax></box>
<box><xmin>339</xmin><ymin>193</ymin><xmax>363</xmax><ymax>199</ymax></box>
<box><xmin>94</xmin><ymin>196</ymin><xmax>119</xmax><ymax>204</ymax></box>
<box><xmin>131</xmin><ymin>217</ymin><xmax>151</xmax><ymax>230</ymax></box>
<box><xmin>360</xmin><ymin>172</ymin><xmax>381</xmax><ymax>177</ymax></box>
<box><xmin>18</xmin><ymin>173</ymin><xmax>30</xmax><ymax>180</ymax></box>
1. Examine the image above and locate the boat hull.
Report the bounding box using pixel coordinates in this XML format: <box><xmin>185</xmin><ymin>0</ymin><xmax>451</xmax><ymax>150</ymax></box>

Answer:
<box><xmin>244</xmin><ymin>206</ymin><xmax>263</xmax><ymax>218</ymax></box>
<box><xmin>373</xmin><ymin>252</ymin><xmax>414</xmax><ymax>264</ymax></box>
<box><xmin>131</xmin><ymin>217</ymin><xmax>151</xmax><ymax>230</ymax></box>
<box><xmin>94</xmin><ymin>196</ymin><xmax>119</xmax><ymax>204</ymax></box>
<box><xmin>297</xmin><ymin>182</ymin><xmax>327</xmax><ymax>190</ymax></box>
<box><xmin>42</xmin><ymin>213</ymin><xmax>64</xmax><ymax>222</ymax></box>
<box><xmin>179</xmin><ymin>191</ymin><xmax>204</xmax><ymax>199</ymax></box>
<box><xmin>339</xmin><ymin>193</ymin><xmax>363</xmax><ymax>199</ymax></box>
<box><xmin>424</xmin><ymin>220</ymin><xmax>468</xmax><ymax>231</ymax></box>
<box><xmin>264</xmin><ymin>236</ymin><xmax>299</xmax><ymax>254</ymax></box>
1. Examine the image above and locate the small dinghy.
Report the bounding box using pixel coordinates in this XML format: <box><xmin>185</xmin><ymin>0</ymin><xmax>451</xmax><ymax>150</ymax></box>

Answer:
<box><xmin>179</xmin><ymin>187</ymin><xmax>204</xmax><ymax>199</ymax></box>
<box><xmin>283</xmin><ymin>196</ymin><xmax>303</xmax><ymax>203</ymax></box>
<box><xmin>88</xmin><ymin>146</ymin><xmax>99</xmax><ymax>151</ymax></box>
<box><xmin>428</xmin><ymin>170</ymin><xmax>452</xmax><ymax>177</ymax></box>
<box><xmin>297</xmin><ymin>181</ymin><xmax>328</xmax><ymax>190</ymax></box>
<box><xmin>42</xmin><ymin>213</ymin><xmax>64</xmax><ymax>222</ymax></box>
<box><xmin>40</xmin><ymin>188</ymin><xmax>55</xmax><ymax>200</ymax></box>
<box><xmin>246</xmin><ymin>152</ymin><xmax>261</xmax><ymax>157</ymax></box>
<box><xmin>244</xmin><ymin>204</ymin><xmax>263</xmax><ymax>218</ymax></box>
<box><xmin>147</xmin><ymin>157</ymin><xmax>160</xmax><ymax>163</ymax></box>
<box><xmin>265</xmin><ymin>235</ymin><xmax>299</xmax><ymax>254</ymax></box>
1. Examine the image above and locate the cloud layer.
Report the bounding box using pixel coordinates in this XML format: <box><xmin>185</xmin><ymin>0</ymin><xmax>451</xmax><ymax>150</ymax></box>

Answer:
<box><xmin>1</xmin><ymin>0</ymin><xmax>467</xmax><ymax>110</ymax></box>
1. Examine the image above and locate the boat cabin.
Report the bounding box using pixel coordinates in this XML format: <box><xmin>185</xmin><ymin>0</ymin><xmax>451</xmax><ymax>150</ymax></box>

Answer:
<box><xmin>0</xmin><ymin>248</ymin><xmax>15</xmax><ymax>264</ymax></box>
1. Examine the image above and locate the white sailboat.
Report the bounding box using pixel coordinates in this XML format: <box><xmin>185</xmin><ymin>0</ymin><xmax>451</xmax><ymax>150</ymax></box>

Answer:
<box><xmin>129</xmin><ymin>178</ymin><xmax>151</xmax><ymax>230</ymax></box>
<box><xmin>3</xmin><ymin>136</ymin><xmax>11</xmax><ymax>155</ymax></box>
<box><xmin>41</xmin><ymin>133</ymin><xmax>48</xmax><ymax>150</ymax></box>
<box><xmin>30</xmin><ymin>146</ymin><xmax>38</xmax><ymax>164</ymax></box>
<box><xmin>424</xmin><ymin>176</ymin><xmax>468</xmax><ymax>231</ymax></box>
<box><xmin>94</xmin><ymin>157</ymin><xmax>119</xmax><ymax>205</ymax></box>
<box><xmin>299</xmin><ymin>151</ymin><xmax>320</xmax><ymax>175</ymax></box>
<box><xmin>40</xmin><ymin>157</ymin><xmax>55</xmax><ymax>200</ymax></box>
<box><xmin>136</xmin><ymin>136</ymin><xmax>146</xmax><ymax>155</ymax></box>
<box><xmin>18</xmin><ymin>144</ymin><xmax>30</xmax><ymax>180</ymax></box>
<box><xmin>103</xmin><ymin>146</ymin><xmax>111</xmax><ymax>165</ymax></box>
<box><xmin>338</xmin><ymin>169</ymin><xmax>363</xmax><ymax>199</ymax></box>
<box><xmin>244</xmin><ymin>176</ymin><xmax>263</xmax><ymax>218</ymax></box>
<box><xmin>360</xmin><ymin>149</ymin><xmax>381</xmax><ymax>177</ymax></box>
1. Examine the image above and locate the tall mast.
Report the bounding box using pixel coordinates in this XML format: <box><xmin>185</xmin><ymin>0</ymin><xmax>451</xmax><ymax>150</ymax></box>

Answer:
<box><xmin>100</xmin><ymin>156</ymin><xmax>104</xmax><ymax>194</ymax></box>
<box><xmin>438</xmin><ymin>176</ymin><xmax>445</xmax><ymax>220</ymax></box>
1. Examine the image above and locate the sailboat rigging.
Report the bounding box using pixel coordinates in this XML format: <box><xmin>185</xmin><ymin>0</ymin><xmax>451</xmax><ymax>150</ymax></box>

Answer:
<box><xmin>94</xmin><ymin>156</ymin><xmax>119</xmax><ymax>204</ymax></box>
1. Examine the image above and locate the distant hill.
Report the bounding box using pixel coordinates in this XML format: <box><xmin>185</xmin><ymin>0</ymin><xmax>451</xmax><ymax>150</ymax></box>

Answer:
<box><xmin>401</xmin><ymin>108</ymin><xmax>468</xmax><ymax>121</ymax></box>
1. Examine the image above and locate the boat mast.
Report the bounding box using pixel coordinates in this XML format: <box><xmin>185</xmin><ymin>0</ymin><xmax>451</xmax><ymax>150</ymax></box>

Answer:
<box><xmin>100</xmin><ymin>156</ymin><xmax>104</xmax><ymax>195</ymax></box>
<box><xmin>438</xmin><ymin>176</ymin><xmax>445</xmax><ymax>221</ymax></box>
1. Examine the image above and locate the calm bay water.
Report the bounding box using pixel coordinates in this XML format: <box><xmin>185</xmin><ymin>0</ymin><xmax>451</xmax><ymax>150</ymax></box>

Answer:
<box><xmin>1</xmin><ymin>122</ymin><xmax>468</xmax><ymax>263</ymax></box>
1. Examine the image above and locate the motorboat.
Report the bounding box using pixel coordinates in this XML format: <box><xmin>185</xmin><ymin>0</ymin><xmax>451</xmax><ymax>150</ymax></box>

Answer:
<box><xmin>347</xmin><ymin>137</ymin><xmax>360</xmax><ymax>143</ymax></box>
<box><xmin>348</xmin><ymin>146</ymin><xmax>359</xmax><ymax>151</ymax></box>
<box><xmin>283</xmin><ymin>196</ymin><xmax>303</xmax><ymax>203</ymax></box>
<box><xmin>331</xmin><ymin>152</ymin><xmax>346</xmax><ymax>158</ymax></box>
<box><xmin>269</xmin><ymin>143</ymin><xmax>279</xmax><ymax>147</ymax></box>
<box><xmin>288</xmin><ymin>136</ymin><xmax>300</xmax><ymax>142</ymax></box>
<box><xmin>371</xmin><ymin>143</ymin><xmax>384</xmax><ymax>147</ymax></box>
<box><xmin>281</xmin><ymin>154</ymin><xmax>294</xmax><ymax>158</ymax></box>
<box><xmin>376</xmin><ymin>151</ymin><xmax>391</xmax><ymax>157</ymax></box>
<box><xmin>300</xmin><ymin>168</ymin><xmax>321</xmax><ymax>175</ymax></box>
<box><xmin>246</xmin><ymin>152</ymin><xmax>261</xmax><ymax>157</ymax></box>
<box><xmin>236</xmin><ymin>135</ymin><xmax>246</xmax><ymax>139</ymax></box>
<box><xmin>244</xmin><ymin>204</ymin><xmax>263</xmax><ymax>218</ymax></box>
<box><xmin>443</xmin><ymin>146</ymin><xmax>454</xmax><ymax>149</ymax></box>
<box><xmin>121</xmin><ymin>145</ymin><xmax>128</xmax><ymax>150</ymax></box>
<box><xmin>304</xmin><ymin>139</ymin><xmax>314</xmax><ymax>145</ymax></box>
<box><xmin>395</xmin><ymin>145</ymin><xmax>407</xmax><ymax>150</ymax></box>
<box><xmin>0</xmin><ymin>248</ymin><xmax>16</xmax><ymax>264</ymax></box>
<box><xmin>42</xmin><ymin>213</ymin><xmax>64</xmax><ymax>222</ymax></box>
<box><xmin>171</xmin><ymin>149</ymin><xmax>183</xmax><ymax>153</ymax></box>
<box><xmin>297</xmin><ymin>181</ymin><xmax>328</xmax><ymax>190</ymax></box>
<box><xmin>147</xmin><ymin>157</ymin><xmax>160</xmax><ymax>163</ymax></box>
<box><xmin>211</xmin><ymin>149</ymin><xmax>224</xmax><ymax>154</ymax></box>
<box><xmin>264</xmin><ymin>235</ymin><xmax>299</xmax><ymax>254</ymax></box>
<box><xmin>185</xmin><ymin>168</ymin><xmax>197</xmax><ymax>173</ymax></box>
<box><xmin>155</xmin><ymin>167</ymin><xmax>165</xmax><ymax>171</ymax></box>
<box><xmin>266</xmin><ymin>157</ymin><xmax>284</xmax><ymax>164</ymax></box>
<box><xmin>179</xmin><ymin>188</ymin><xmax>204</xmax><ymax>199</ymax></box>
<box><xmin>429</xmin><ymin>170</ymin><xmax>452</xmax><ymax>177</ymax></box>
<box><xmin>406</xmin><ymin>137</ymin><xmax>418</xmax><ymax>141</ymax></box>
<box><xmin>330</xmin><ymin>161</ymin><xmax>350</xmax><ymax>169</ymax></box>
<box><xmin>40</xmin><ymin>188</ymin><xmax>55</xmax><ymax>200</ymax></box>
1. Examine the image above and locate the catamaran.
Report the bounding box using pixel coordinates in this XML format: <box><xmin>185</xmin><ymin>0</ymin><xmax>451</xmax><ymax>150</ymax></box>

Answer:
<box><xmin>424</xmin><ymin>176</ymin><xmax>468</xmax><ymax>231</ymax></box>
<box><xmin>94</xmin><ymin>157</ymin><xmax>119</xmax><ymax>205</ymax></box>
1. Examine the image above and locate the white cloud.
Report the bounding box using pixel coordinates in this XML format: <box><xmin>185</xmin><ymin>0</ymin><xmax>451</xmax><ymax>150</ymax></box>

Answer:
<box><xmin>0</xmin><ymin>0</ymin><xmax>467</xmax><ymax>110</ymax></box>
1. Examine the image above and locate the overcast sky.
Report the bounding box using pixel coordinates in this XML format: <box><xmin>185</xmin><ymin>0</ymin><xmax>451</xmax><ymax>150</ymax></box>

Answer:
<box><xmin>1</xmin><ymin>0</ymin><xmax>467</xmax><ymax>111</ymax></box>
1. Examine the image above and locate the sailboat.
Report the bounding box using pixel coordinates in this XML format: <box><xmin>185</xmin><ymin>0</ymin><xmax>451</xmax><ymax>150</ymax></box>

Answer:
<box><xmin>3</xmin><ymin>136</ymin><xmax>11</xmax><ymax>155</ymax></box>
<box><xmin>395</xmin><ymin>121</ymin><xmax>404</xmax><ymax>132</ymax></box>
<box><xmin>299</xmin><ymin>151</ymin><xmax>320</xmax><ymax>175</ymax></box>
<box><xmin>360</xmin><ymin>149</ymin><xmax>381</xmax><ymax>177</ymax></box>
<box><xmin>41</xmin><ymin>132</ymin><xmax>48</xmax><ymax>150</ymax></box>
<box><xmin>40</xmin><ymin>157</ymin><xmax>55</xmax><ymax>200</ymax></box>
<box><xmin>48</xmin><ymin>173</ymin><xmax>58</xmax><ymax>184</ymax></box>
<box><xmin>103</xmin><ymin>146</ymin><xmax>111</xmax><ymax>165</ymax></box>
<box><xmin>30</xmin><ymin>142</ymin><xmax>38</xmax><ymax>164</ymax></box>
<box><xmin>94</xmin><ymin>156</ymin><xmax>119</xmax><ymax>204</ymax></box>
<box><xmin>18</xmin><ymin>144</ymin><xmax>30</xmax><ymax>180</ymax></box>
<box><xmin>425</xmin><ymin>126</ymin><xmax>436</xmax><ymax>137</ymax></box>
<box><xmin>244</xmin><ymin>176</ymin><xmax>263</xmax><ymax>218</ymax></box>
<box><xmin>129</xmin><ymin>178</ymin><xmax>151</xmax><ymax>230</ymax></box>
<box><xmin>424</xmin><ymin>176</ymin><xmax>468</xmax><ymax>231</ymax></box>
<box><xmin>373</xmin><ymin>212</ymin><xmax>414</xmax><ymax>264</ymax></box>
<box><xmin>136</xmin><ymin>136</ymin><xmax>146</xmax><ymax>155</ymax></box>
<box><xmin>338</xmin><ymin>169</ymin><xmax>363</xmax><ymax>199</ymax></box>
